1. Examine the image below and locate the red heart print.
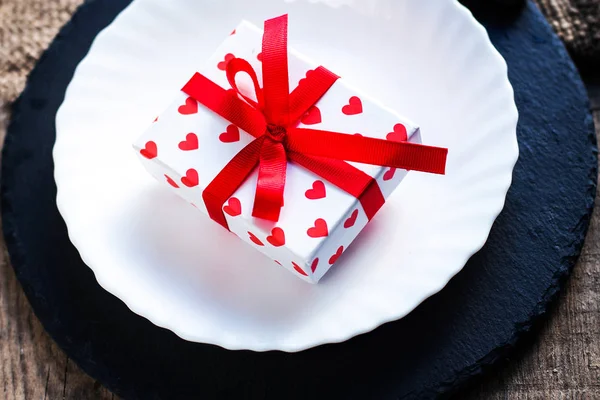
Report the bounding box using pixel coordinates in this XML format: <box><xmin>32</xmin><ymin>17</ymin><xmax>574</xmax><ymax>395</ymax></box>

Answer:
<box><xmin>178</xmin><ymin>133</ymin><xmax>198</xmax><ymax>151</ymax></box>
<box><xmin>164</xmin><ymin>174</ymin><xmax>179</xmax><ymax>188</ymax></box>
<box><xmin>301</xmin><ymin>106</ymin><xmax>321</xmax><ymax>125</ymax></box>
<box><xmin>305</xmin><ymin>180</ymin><xmax>326</xmax><ymax>200</ymax></box>
<box><xmin>217</xmin><ymin>53</ymin><xmax>235</xmax><ymax>71</ymax></box>
<box><xmin>342</xmin><ymin>96</ymin><xmax>363</xmax><ymax>115</ymax></box>
<box><xmin>219</xmin><ymin>124</ymin><xmax>240</xmax><ymax>143</ymax></box>
<box><xmin>329</xmin><ymin>246</ymin><xmax>344</xmax><ymax>265</ymax></box>
<box><xmin>223</xmin><ymin>197</ymin><xmax>241</xmax><ymax>217</ymax></box>
<box><xmin>267</xmin><ymin>227</ymin><xmax>285</xmax><ymax>247</ymax></box>
<box><xmin>178</xmin><ymin>96</ymin><xmax>198</xmax><ymax>115</ymax></box>
<box><xmin>248</xmin><ymin>232</ymin><xmax>264</xmax><ymax>246</ymax></box>
<box><xmin>344</xmin><ymin>209</ymin><xmax>359</xmax><ymax>228</ymax></box>
<box><xmin>307</xmin><ymin>218</ymin><xmax>328</xmax><ymax>238</ymax></box>
<box><xmin>310</xmin><ymin>258</ymin><xmax>319</xmax><ymax>273</ymax></box>
<box><xmin>257</xmin><ymin>52</ymin><xmax>263</xmax><ymax>62</ymax></box>
<box><xmin>383</xmin><ymin>167</ymin><xmax>396</xmax><ymax>181</ymax></box>
<box><xmin>298</xmin><ymin>69</ymin><xmax>315</xmax><ymax>86</ymax></box>
<box><xmin>181</xmin><ymin>168</ymin><xmax>199</xmax><ymax>187</ymax></box>
<box><xmin>386</xmin><ymin>123</ymin><xmax>408</xmax><ymax>142</ymax></box>
<box><xmin>153</xmin><ymin>116</ymin><xmax>158</xmax><ymax>123</ymax></box>
<box><xmin>230</xmin><ymin>29</ymin><xmax>236</xmax><ymax>35</ymax></box>
<box><xmin>292</xmin><ymin>262</ymin><xmax>308</xmax><ymax>277</ymax></box>
<box><xmin>140</xmin><ymin>141</ymin><xmax>157</xmax><ymax>159</ymax></box>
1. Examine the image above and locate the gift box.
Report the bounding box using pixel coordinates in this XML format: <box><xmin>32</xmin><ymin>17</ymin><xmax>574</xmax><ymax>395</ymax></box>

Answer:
<box><xmin>133</xmin><ymin>15</ymin><xmax>447</xmax><ymax>283</ymax></box>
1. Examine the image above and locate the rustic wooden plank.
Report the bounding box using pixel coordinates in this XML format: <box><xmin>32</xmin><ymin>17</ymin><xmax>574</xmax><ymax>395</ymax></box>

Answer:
<box><xmin>1</xmin><ymin>233</ymin><xmax>65</xmax><ymax>400</ymax></box>
<box><xmin>63</xmin><ymin>358</ymin><xmax>114</xmax><ymax>400</ymax></box>
<box><xmin>0</xmin><ymin>202</ymin><xmax>113</xmax><ymax>400</ymax></box>
<box><xmin>0</xmin><ymin>0</ymin><xmax>114</xmax><ymax>396</ymax></box>
<box><xmin>0</xmin><ymin>1</ymin><xmax>599</xmax><ymax>399</ymax></box>
<box><xmin>0</xmin><ymin>1</ymin><xmax>115</xmax><ymax>398</ymax></box>
<box><xmin>0</xmin><ymin>215</ymin><xmax>113</xmax><ymax>399</ymax></box>
<box><xmin>1</xmin><ymin>107</ymin><xmax>597</xmax><ymax>400</ymax></box>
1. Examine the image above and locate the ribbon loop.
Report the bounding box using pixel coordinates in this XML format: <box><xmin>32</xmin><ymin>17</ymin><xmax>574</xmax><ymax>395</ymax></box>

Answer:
<box><xmin>261</xmin><ymin>14</ymin><xmax>290</xmax><ymax>126</ymax></box>
<box><xmin>226</xmin><ymin>57</ymin><xmax>263</xmax><ymax>110</ymax></box>
<box><xmin>182</xmin><ymin>72</ymin><xmax>266</xmax><ymax>138</ymax></box>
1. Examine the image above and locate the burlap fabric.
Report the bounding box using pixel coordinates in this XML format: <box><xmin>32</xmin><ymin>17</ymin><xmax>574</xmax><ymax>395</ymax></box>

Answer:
<box><xmin>537</xmin><ymin>0</ymin><xmax>600</xmax><ymax>70</ymax></box>
<box><xmin>0</xmin><ymin>0</ymin><xmax>82</xmax><ymax>106</ymax></box>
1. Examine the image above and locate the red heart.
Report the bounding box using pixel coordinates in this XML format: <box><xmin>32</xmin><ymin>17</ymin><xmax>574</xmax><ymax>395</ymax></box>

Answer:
<box><xmin>164</xmin><ymin>174</ymin><xmax>179</xmax><ymax>188</ymax></box>
<box><xmin>305</xmin><ymin>180</ymin><xmax>326</xmax><ymax>200</ymax></box>
<box><xmin>310</xmin><ymin>258</ymin><xmax>319</xmax><ymax>273</ymax></box>
<box><xmin>178</xmin><ymin>96</ymin><xmax>198</xmax><ymax>115</ymax></box>
<box><xmin>292</xmin><ymin>262</ymin><xmax>308</xmax><ymax>276</ymax></box>
<box><xmin>140</xmin><ymin>141</ymin><xmax>157</xmax><ymax>159</ymax></box>
<box><xmin>248</xmin><ymin>232</ymin><xmax>264</xmax><ymax>246</ymax></box>
<box><xmin>329</xmin><ymin>246</ymin><xmax>344</xmax><ymax>265</ymax></box>
<box><xmin>219</xmin><ymin>124</ymin><xmax>240</xmax><ymax>143</ymax></box>
<box><xmin>301</xmin><ymin>106</ymin><xmax>322</xmax><ymax>125</ymax></box>
<box><xmin>342</xmin><ymin>96</ymin><xmax>363</xmax><ymax>115</ymax></box>
<box><xmin>344</xmin><ymin>209</ymin><xmax>359</xmax><ymax>228</ymax></box>
<box><xmin>386</xmin><ymin>123</ymin><xmax>408</xmax><ymax>142</ymax></box>
<box><xmin>178</xmin><ymin>133</ymin><xmax>198</xmax><ymax>151</ymax></box>
<box><xmin>181</xmin><ymin>169</ymin><xmax>199</xmax><ymax>187</ymax></box>
<box><xmin>230</xmin><ymin>29</ymin><xmax>236</xmax><ymax>35</ymax></box>
<box><xmin>267</xmin><ymin>227</ymin><xmax>286</xmax><ymax>247</ymax></box>
<box><xmin>298</xmin><ymin>69</ymin><xmax>315</xmax><ymax>86</ymax></box>
<box><xmin>307</xmin><ymin>218</ymin><xmax>328</xmax><ymax>238</ymax></box>
<box><xmin>383</xmin><ymin>167</ymin><xmax>396</xmax><ymax>181</ymax></box>
<box><xmin>257</xmin><ymin>52</ymin><xmax>263</xmax><ymax>62</ymax></box>
<box><xmin>217</xmin><ymin>53</ymin><xmax>235</xmax><ymax>71</ymax></box>
<box><xmin>153</xmin><ymin>116</ymin><xmax>158</xmax><ymax>123</ymax></box>
<box><xmin>223</xmin><ymin>197</ymin><xmax>241</xmax><ymax>217</ymax></box>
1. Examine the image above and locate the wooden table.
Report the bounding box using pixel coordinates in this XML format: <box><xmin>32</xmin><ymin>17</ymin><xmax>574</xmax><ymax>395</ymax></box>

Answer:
<box><xmin>1</xmin><ymin>85</ymin><xmax>598</xmax><ymax>400</ymax></box>
<box><xmin>1</xmin><ymin>3</ymin><xmax>599</xmax><ymax>399</ymax></box>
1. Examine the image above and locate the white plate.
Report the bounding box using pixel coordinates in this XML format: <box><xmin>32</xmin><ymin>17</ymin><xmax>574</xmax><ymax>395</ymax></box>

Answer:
<box><xmin>54</xmin><ymin>0</ymin><xmax>518</xmax><ymax>351</ymax></box>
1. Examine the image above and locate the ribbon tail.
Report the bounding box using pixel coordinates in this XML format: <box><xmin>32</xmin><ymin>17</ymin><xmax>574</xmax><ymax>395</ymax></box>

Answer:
<box><xmin>252</xmin><ymin>138</ymin><xmax>287</xmax><ymax>221</ymax></box>
<box><xmin>287</xmin><ymin>128</ymin><xmax>448</xmax><ymax>174</ymax></box>
<box><xmin>203</xmin><ymin>137</ymin><xmax>264</xmax><ymax>229</ymax></box>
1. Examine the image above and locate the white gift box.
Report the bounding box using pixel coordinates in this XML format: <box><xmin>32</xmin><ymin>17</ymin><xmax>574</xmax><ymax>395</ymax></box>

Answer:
<box><xmin>133</xmin><ymin>20</ymin><xmax>422</xmax><ymax>283</ymax></box>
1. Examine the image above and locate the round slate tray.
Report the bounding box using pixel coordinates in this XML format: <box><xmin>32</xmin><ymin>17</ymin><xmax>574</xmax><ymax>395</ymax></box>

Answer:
<box><xmin>1</xmin><ymin>1</ymin><xmax>596</xmax><ymax>399</ymax></box>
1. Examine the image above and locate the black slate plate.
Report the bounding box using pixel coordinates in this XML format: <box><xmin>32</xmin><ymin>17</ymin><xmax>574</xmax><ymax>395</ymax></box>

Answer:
<box><xmin>1</xmin><ymin>1</ymin><xmax>596</xmax><ymax>399</ymax></box>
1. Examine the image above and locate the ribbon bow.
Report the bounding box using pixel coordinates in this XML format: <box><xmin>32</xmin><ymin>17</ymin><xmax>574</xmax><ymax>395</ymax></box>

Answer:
<box><xmin>182</xmin><ymin>14</ymin><xmax>447</xmax><ymax>229</ymax></box>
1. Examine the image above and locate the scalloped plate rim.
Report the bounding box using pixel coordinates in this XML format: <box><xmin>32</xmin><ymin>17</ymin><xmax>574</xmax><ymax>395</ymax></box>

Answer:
<box><xmin>54</xmin><ymin>0</ymin><xmax>519</xmax><ymax>352</ymax></box>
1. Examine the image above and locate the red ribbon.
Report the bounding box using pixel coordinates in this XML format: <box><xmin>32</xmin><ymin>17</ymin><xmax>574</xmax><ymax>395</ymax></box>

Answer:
<box><xmin>182</xmin><ymin>14</ymin><xmax>448</xmax><ymax>230</ymax></box>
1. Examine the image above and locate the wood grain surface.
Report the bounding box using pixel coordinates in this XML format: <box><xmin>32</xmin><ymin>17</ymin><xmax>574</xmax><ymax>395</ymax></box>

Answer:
<box><xmin>1</xmin><ymin>83</ymin><xmax>598</xmax><ymax>400</ymax></box>
<box><xmin>0</xmin><ymin>1</ymin><xmax>599</xmax><ymax>399</ymax></box>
